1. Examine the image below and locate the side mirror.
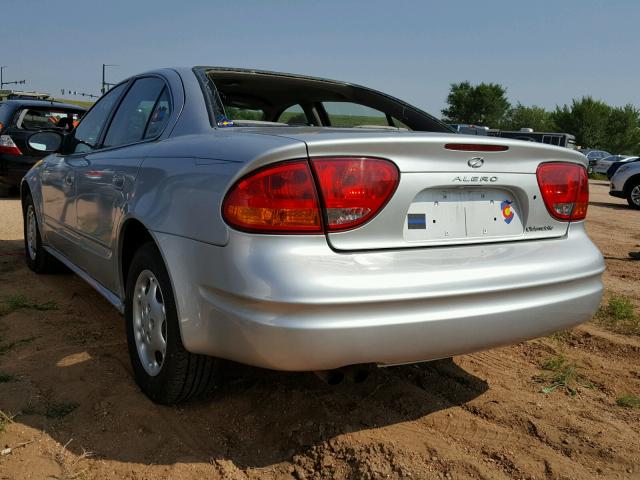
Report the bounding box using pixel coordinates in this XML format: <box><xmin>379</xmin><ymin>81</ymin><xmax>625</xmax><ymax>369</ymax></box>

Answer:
<box><xmin>27</xmin><ymin>131</ymin><xmax>63</xmax><ymax>153</ymax></box>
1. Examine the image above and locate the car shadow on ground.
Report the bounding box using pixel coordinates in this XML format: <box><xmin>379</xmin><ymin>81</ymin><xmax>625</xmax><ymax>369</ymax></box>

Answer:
<box><xmin>589</xmin><ymin>200</ymin><xmax>630</xmax><ymax>211</ymax></box>
<box><xmin>0</xmin><ymin>237</ymin><xmax>488</xmax><ymax>469</ymax></box>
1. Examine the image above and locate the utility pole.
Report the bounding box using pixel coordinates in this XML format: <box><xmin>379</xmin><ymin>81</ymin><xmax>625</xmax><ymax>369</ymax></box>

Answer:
<box><xmin>0</xmin><ymin>66</ymin><xmax>26</xmax><ymax>89</ymax></box>
<box><xmin>101</xmin><ymin>64</ymin><xmax>118</xmax><ymax>94</ymax></box>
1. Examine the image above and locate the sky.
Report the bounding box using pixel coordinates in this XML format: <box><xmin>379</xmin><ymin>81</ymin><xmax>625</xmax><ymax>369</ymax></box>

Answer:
<box><xmin>1</xmin><ymin>0</ymin><xmax>638</xmax><ymax>116</ymax></box>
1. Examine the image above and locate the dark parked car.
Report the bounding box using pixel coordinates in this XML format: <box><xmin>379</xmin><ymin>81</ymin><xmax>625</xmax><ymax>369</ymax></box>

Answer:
<box><xmin>0</xmin><ymin>99</ymin><xmax>86</xmax><ymax>195</ymax></box>
<box><xmin>578</xmin><ymin>149</ymin><xmax>610</xmax><ymax>170</ymax></box>
<box><xmin>606</xmin><ymin>156</ymin><xmax>640</xmax><ymax>179</ymax></box>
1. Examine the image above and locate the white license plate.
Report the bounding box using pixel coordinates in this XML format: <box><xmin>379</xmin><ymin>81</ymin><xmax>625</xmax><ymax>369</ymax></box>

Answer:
<box><xmin>404</xmin><ymin>188</ymin><xmax>523</xmax><ymax>242</ymax></box>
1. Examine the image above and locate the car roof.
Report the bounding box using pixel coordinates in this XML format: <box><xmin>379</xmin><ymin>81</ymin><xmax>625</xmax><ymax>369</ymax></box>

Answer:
<box><xmin>0</xmin><ymin>99</ymin><xmax>87</xmax><ymax>111</ymax></box>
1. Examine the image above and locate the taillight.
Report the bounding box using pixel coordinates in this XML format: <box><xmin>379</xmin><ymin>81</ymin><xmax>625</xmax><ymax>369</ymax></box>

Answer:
<box><xmin>536</xmin><ymin>162</ymin><xmax>588</xmax><ymax>221</ymax></box>
<box><xmin>222</xmin><ymin>157</ymin><xmax>399</xmax><ymax>233</ymax></box>
<box><xmin>0</xmin><ymin>135</ymin><xmax>22</xmax><ymax>156</ymax></box>
<box><xmin>310</xmin><ymin>157</ymin><xmax>399</xmax><ymax>231</ymax></box>
<box><xmin>222</xmin><ymin>160</ymin><xmax>322</xmax><ymax>233</ymax></box>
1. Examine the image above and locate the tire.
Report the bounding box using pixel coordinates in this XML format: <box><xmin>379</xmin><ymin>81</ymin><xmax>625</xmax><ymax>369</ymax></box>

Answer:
<box><xmin>23</xmin><ymin>194</ymin><xmax>59</xmax><ymax>273</ymax></box>
<box><xmin>125</xmin><ymin>242</ymin><xmax>221</xmax><ymax>404</ymax></box>
<box><xmin>626</xmin><ymin>181</ymin><xmax>640</xmax><ymax>210</ymax></box>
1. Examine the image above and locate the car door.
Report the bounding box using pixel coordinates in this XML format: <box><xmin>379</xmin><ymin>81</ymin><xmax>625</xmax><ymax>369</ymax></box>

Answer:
<box><xmin>73</xmin><ymin>76</ymin><xmax>171</xmax><ymax>292</ymax></box>
<box><xmin>40</xmin><ymin>83</ymin><xmax>128</xmax><ymax>257</ymax></box>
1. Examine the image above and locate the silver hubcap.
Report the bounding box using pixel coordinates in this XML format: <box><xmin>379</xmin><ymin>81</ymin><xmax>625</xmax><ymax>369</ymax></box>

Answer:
<box><xmin>133</xmin><ymin>270</ymin><xmax>167</xmax><ymax>376</ymax></box>
<box><xmin>632</xmin><ymin>185</ymin><xmax>640</xmax><ymax>206</ymax></box>
<box><xmin>26</xmin><ymin>205</ymin><xmax>37</xmax><ymax>261</ymax></box>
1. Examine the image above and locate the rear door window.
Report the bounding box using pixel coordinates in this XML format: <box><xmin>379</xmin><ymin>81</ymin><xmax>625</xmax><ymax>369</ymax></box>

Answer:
<box><xmin>323</xmin><ymin>102</ymin><xmax>389</xmax><ymax>128</ymax></box>
<box><xmin>103</xmin><ymin>77</ymin><xmax>167</xmax><ymax>148</ymax></box>
<box><xmin>144</xmin><ymin>87</ymin><xmax>172</xmax><ymax>139</ymax></box>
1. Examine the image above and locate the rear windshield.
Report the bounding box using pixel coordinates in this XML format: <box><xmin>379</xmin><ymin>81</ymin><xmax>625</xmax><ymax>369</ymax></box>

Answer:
<box><xmin>15</xmin><ymin>108</ymin><xmax>84</xmax><ymax>131</ymax></box>
<box><xmin>199</xmin><ymin>68</ymin><xmax>453</xmax><ymax>133</ymax></box>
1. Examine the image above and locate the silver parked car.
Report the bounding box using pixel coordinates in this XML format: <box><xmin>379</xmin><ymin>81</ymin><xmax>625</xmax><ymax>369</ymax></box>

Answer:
<box><xmin>21</xmin><ymin>67</ymin><xmax>604</xmax><ymax>403</ymax></box>
<box><xmin>610</xmin><ymin>160</ymin><xmax>640</xmax><ymax>208</ymax></box>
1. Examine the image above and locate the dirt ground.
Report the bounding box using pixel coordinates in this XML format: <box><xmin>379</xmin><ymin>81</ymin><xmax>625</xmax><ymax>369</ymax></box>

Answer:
<box><xmin>0</xmin><ymin>181</ymin><xmax>639</xmax><ymax>480</ymax></box>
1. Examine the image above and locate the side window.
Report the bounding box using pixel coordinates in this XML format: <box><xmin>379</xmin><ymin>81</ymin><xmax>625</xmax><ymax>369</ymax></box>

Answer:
<box><xmin>277</xmin><ymin>104</ymin><xmax>308</xmax><ymax>125</ymax></box>
<box><xmin>323</xmin><ymin>102</ymin><xmax>388</xmax><ymax>128</ymax></box>
<box><xmin>73</xmin><ymin>82</ymin><xmax>127</xmax><ymax>153</ymax></box>
<box><xmin>103</xmin><ymin>77</ymin><xmax>166</xmax><ymax>148</ymax></box>
<box><xmin>144</xmin><ymin>88</ymin><xmax>171</xmax><ymax>139</ymax></box>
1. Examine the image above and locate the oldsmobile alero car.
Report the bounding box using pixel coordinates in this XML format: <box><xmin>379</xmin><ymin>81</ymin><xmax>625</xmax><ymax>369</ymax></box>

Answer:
<box><xmin>21</xmin><ymin>67</ymin><xmax>604</xmax><ymax>403</ymax></box>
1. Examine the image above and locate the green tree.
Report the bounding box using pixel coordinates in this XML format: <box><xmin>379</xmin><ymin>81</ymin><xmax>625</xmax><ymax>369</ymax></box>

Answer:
<box><xmin>441</xmin><ymin>81</ymin><xmax>510</xmax><ymax>127</ymax></box>
<box><xmin>551</xmin><ymin>97</ymin><xmax>640</xmax><ymax>153</ymax></box>
<box><xmin>551</xmin><ymin>97</ymin><xmax>612</xmax><ymax>149</ymax></box>
<box><xmin>604</xmin><ymin>104</ymin><xmax>640</xmax><ymax>154</ymax></box>
<box><xmin>501</xmin><ymin>103</ymin><xmax>555</xmax><ymax>132</ymax></box>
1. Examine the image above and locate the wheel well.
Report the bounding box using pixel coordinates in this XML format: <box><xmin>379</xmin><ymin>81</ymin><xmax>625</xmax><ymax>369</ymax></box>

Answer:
<box><xmin>120</xmin><ymin>219</ymin><xmax>155</xmax><ymax>291</ymax></box>
<box><xmin>624</xmin><ymin>174</ymin><xmax>640</xmax><ymax>193</ymax></box>
<box><xmin>20</xmin><ymin>181</ymin><xmax>32</xmax><ymax>211</ymax></box>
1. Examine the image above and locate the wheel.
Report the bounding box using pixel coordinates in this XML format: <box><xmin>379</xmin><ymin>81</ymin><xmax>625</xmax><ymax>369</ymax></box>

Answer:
<box><xmin>125</xmin><ymin>242</ymin><xmax>221</xmax><ymax>404</ymax></box>
<box><xmin>23</xmin><ymin>194</ymin><xmax>59</xmax><ymax>273</ymax></box>
<box><xmin>626</xmin><ymin>182</ymin><xmax>640</xmax><ymax>209</ymax></box>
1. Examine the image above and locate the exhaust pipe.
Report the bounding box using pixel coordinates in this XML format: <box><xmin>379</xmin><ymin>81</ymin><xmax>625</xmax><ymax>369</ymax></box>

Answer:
<box><xmin>342</xmin><ymin>365</ymin><xmax>371</xmax><ymax>383</ymax></box>
<box><xmin>313</xmin><ymin>369</ymin><xmax>345</xmax><ymax>385</ymax></box>
<box><xmin>314</xmin><ymin>365</ymin><xmax>372</xmax><ymax>385</ymax></box>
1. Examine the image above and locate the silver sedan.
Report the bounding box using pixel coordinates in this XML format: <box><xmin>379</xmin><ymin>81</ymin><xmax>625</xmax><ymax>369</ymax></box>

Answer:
<box><xmin>21</xmin><ymin>67</ymin><xmax>604</xmax><ymax>403</ymax></box>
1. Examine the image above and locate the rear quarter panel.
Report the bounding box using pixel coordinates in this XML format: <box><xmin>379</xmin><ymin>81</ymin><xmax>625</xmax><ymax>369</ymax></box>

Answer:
<box><xmin>129</xmin><ymin>131</ymin><xmax>308</xmax><ymax>246</ymax></box>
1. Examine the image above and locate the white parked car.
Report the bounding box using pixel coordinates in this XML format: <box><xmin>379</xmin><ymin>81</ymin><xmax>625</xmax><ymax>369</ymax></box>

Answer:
<box><xmin>610</xmin><ymin>161</ymin><xmax>640</xmax><ymax>208</ymax></box>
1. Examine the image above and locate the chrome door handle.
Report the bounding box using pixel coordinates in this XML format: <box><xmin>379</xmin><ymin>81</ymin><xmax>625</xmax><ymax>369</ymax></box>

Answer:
<box><xmin>64</xmin><ymin>172</ymin><xmax>74</xmax><ymax>185</ymax></box>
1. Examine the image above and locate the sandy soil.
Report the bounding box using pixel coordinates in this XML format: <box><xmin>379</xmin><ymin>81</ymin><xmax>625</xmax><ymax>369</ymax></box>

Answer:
<box><xmin>0</xmin><ymin>181</ymin><xmax>638</xmax><ymax>480</ymax></box>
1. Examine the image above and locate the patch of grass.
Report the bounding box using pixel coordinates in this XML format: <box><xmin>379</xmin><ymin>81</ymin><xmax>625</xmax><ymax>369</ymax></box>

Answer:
<box><xmin>538</xmin><ymin>354</ymin><xmax>593</xmax><ymax>396</ymax></box>
<box><xmin>0</xmin><ymin>335</ymin><xmax>37</xmax><ymax>356</ymax></box>
<box><xmin>0</xmin><ymin>410</ymin><xmax>15</xmax><ymax>433</ymax></box>
<box><xmin>50</xmin><ymin>439</ymin><xmax>93</xmax><ymax>480</ymax></box>
<box><xmin>45</xmin><ymin>402</ymin><xmax>79</xmax><ymax>419</ymax></box>
<box><xmin>588</xmin><ymin>172</ymin><xmax>608</xmax><ymax>181</ymax></box>
<box><xmin>0</xmin><ymin>372</ymin><xmax>17</xmax><ymax>383</ymax></box>
<box><xmin>548</xmin><ymin>330</ymin><xmax>573</xmax><ymax>344</ymax></box>
<box><xmin>0</xmin><ymin>294</ymin><xmax>58</xmax><ymax>317</ymax></box>
<box><xmin>595</xmin><ymin>295</ymin><xmax>640</xmax><ymax>335</ymax></box>
<box><xmin>616</xmin><ymin>394</ymin><xmax>640</xmax><ymax>409</ymax></box>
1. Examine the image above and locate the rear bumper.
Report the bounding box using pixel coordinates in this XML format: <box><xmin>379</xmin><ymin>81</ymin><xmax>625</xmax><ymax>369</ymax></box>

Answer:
<box><xmin>609</xmin><ymin>190</ymin><xmax>625</xmax><ymax>199</ymax></box>
<box><xmin>155</xmin><ymin>224</ymin><xmax>604</xmax><ymax>371</ymax></box>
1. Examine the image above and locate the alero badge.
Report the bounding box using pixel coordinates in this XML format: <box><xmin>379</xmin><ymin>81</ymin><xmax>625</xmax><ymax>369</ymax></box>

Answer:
<box><xmin>467</xmin><ymin>157</ymin><xmax>484</xmax><ymax>168</ymax></box>
<box><xmin>501</xmin><ymin>200</ymin><xmax>514</xmax><ymax>224</ymax></box>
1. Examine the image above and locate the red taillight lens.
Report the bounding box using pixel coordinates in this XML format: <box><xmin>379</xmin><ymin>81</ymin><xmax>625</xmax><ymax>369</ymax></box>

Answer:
<box><xmin>310</xmin><ymin>157</ymin><xmax>399</xmax><ymax>231</ymax></box>
<box><xmin>536</xmin><ymin>162</ymin><xmax>589</xmax><ymax>221</ymax></box>
<box><xmin>222</xmin><ymin>160</ymin><xmax>322</xmax><ymax>233</ymax></box>
<box><xmin>0</xmin><ymin>135</ymin><xmax>22</xmax><ymax>155</ymax></box>
<box><xmin>222</xmin><ymin>157</ymin><xmax>399</xmax><ymax>233</ymax></box>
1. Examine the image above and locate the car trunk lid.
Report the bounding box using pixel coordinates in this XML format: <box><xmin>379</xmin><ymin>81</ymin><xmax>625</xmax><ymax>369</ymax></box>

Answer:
<box><xmin>264</xmin><ymin>129</ymin><xmax>586</xmax><ymax>251</ymax></box>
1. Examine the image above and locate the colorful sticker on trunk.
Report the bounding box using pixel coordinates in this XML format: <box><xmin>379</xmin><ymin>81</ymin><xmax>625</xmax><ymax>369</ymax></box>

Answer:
<box><xmin>501</xmin><ymin>200</ymin><xmax>514</xmax><ymax>224</ymax></box>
